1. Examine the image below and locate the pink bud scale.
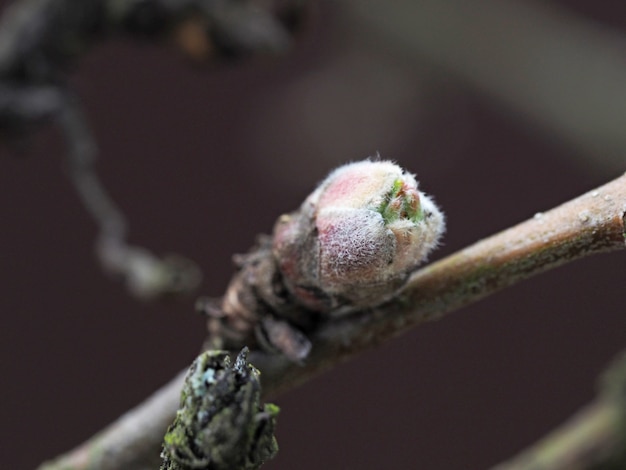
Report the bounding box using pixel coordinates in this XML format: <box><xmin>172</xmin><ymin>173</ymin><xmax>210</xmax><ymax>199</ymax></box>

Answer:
<box><xmin>272</xmin><ymin>160</ymin><xmax>445</xmax><ymax>312</ymax></box>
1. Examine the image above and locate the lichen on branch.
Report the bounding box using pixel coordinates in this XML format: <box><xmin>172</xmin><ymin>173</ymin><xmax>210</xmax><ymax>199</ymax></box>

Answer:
<box><xmin>160</xmin><ymin>348</ymin><xmax>279</xmax><ymax>470</ymax></box>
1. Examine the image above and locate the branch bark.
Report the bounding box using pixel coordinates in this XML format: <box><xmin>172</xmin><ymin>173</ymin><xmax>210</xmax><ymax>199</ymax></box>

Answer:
<box><xmin>39</xmin><ymin>172</ymin><xmax>626</xmax><ymax>470</ymax></box>
<box><xmin>39</xmin><ymin>371</ymin><xmax>187</xmax><ymax>470</ymax></box>
<box><xmin>253</xmin><ymin>171</ymin><xmax>626</xmax><ymax>396</ymax></box>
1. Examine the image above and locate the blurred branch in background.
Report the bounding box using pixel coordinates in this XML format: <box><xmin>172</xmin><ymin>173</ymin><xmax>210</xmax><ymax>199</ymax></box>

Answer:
<box><xmin>342</xmin><ymin>0</ymin><xmax>626</xmax><ymax>173</ymax></box>
<box><xmin>0</xmin><ymin>0</ymin><xmax>304</xmax><ymax>299</ymax></box>
<box><xmin>492</xmin><ymin>351</ymin><xmax>626</xmax><ymax>470</ymax></box>
<box><xmin>247</xmin><ymin>0</ymin><xmax>626</xmax><ymax>194</ymax></box>
<box><xmin>245</xmin><ymin>9</ymin><xmax>474</xmax><ymax>191</ymax></box>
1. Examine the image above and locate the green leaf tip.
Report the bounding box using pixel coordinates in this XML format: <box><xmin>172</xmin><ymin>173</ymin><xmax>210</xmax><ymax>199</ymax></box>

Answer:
<box><xmin>377</xmin><ymin>178</ymin><xmax>423</xmax><ymax>224</ymax></box>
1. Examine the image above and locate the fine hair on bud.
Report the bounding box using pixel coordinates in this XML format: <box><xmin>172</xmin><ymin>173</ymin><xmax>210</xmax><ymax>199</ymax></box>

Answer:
<box><xmin>273</xmin><ymin>159</ymin><xmax>445</xmax><ymax>311</ymax></box>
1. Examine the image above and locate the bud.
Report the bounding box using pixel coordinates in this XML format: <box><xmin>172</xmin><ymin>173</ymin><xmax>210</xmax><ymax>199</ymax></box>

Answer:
<box><xmin>273</xmin><ymin>160</ymin><xmax>445</xmax><ymax>311</ymax></box>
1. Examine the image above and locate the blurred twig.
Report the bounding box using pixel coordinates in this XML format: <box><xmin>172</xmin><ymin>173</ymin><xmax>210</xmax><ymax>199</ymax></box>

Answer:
<box><xmin>345</xmin><ymin>0</ymin><xmax>626</xmax><ymax>172</ymax></box>
<box><xmin>491</xmin><ymin>351</ymin><xmax>626</xmax><ymax>470</ymax></box>
<box><xmin>0</xmin><ymin>0</ymin><xmax>303</xmax><ymax>299</ymax></box>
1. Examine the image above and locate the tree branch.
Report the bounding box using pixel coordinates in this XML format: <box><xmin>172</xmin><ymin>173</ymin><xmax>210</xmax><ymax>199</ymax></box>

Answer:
<box><xmin>39</xmin><ymin>172</ymin><xmax>626</xmax><ymax>470</ymax></box>
<box><xmin>253</xmin><ymin>171</ymin><xmax>626</xmax><ymax>397</ymax></box>
<box><xmin>39</xmin><ymin>371</ymin><xmax>187</xmax><ymax>470</ymax></box>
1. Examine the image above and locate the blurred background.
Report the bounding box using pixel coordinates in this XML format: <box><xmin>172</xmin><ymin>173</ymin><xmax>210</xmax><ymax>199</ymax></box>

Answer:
<box><xmin>1</xmin><ymin>0</ymin><xmax>626</xmax><ymax>468</ymax></box>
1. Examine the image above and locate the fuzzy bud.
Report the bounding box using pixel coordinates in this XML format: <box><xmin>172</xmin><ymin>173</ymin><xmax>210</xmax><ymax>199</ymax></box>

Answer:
<box><xmin>273</xmin><ymin>160</ymin><xmax>445</xmax><ymax>311</ymax></box>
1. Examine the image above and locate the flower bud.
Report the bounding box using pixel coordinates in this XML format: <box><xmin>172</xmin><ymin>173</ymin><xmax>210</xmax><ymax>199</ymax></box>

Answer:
<box><xmin>273</xmin><ymin>160</ymin><xmax>445</xmax><ymax>311</ymax></box>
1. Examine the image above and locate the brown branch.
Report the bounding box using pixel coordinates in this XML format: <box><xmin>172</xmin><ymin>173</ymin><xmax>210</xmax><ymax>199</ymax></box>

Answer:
<box><xmin>39</xmin><ymin>172</ymin><xmax>626</xmax><ymax>470</ymax></box>
<box><xmin>253</xmin><ymin>172</ymin><xmax>626</xmax><ymax>397</ymax></box>
<box><xmin>39</xmin><ymin>371</ymin><xmax>187</xmax><ymax>470</ymax></box>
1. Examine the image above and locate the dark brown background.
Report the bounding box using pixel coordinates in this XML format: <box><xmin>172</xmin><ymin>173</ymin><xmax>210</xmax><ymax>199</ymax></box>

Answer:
<box><xmin>1</xmin><ymin>1</ymin><xmax>625</xmax><ymax>468</ymax></box>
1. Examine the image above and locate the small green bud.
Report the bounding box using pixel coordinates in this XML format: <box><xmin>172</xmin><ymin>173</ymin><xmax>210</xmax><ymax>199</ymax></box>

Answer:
<box><xmin>160</xmin><ymin>348</ymin><xmax>279</xmax><ymax>470</ymax></box>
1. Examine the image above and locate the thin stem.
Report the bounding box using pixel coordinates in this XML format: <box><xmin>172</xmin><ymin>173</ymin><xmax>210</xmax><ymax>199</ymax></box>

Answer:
<box><xmin>490</xmin><ymin>400</ymin><xmax>620</xmax><ymax>470</ymax></box>
<box><xmin>38</xmin><ymin>371</ymin><xmax>187</xmax><ymax>470</ymax></box>
<box><xmin>55</xmin><ymin>95</ymin><xmax>201</xmax><ymax>300</ymax></box>
<box><xmin>56</xmin><ymin>95</ymin><xmax>128</xmax><ymax>241</ymax></box>
<box><xmin>490</xmin><ymin>350</ymin><xmax>626</xmax><ymax>470</ymax></box>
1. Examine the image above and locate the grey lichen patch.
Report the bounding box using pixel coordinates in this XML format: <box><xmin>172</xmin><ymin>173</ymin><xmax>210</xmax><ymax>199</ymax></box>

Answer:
<box><xmin>160</xmin><ymin>348</ymin><xmax>279</xmax><ymax>470</ymax></box>
<box><xmin>578</xmin><ymin>210</ymin><xmax>591</xmax><ymax>224</ymax></box>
